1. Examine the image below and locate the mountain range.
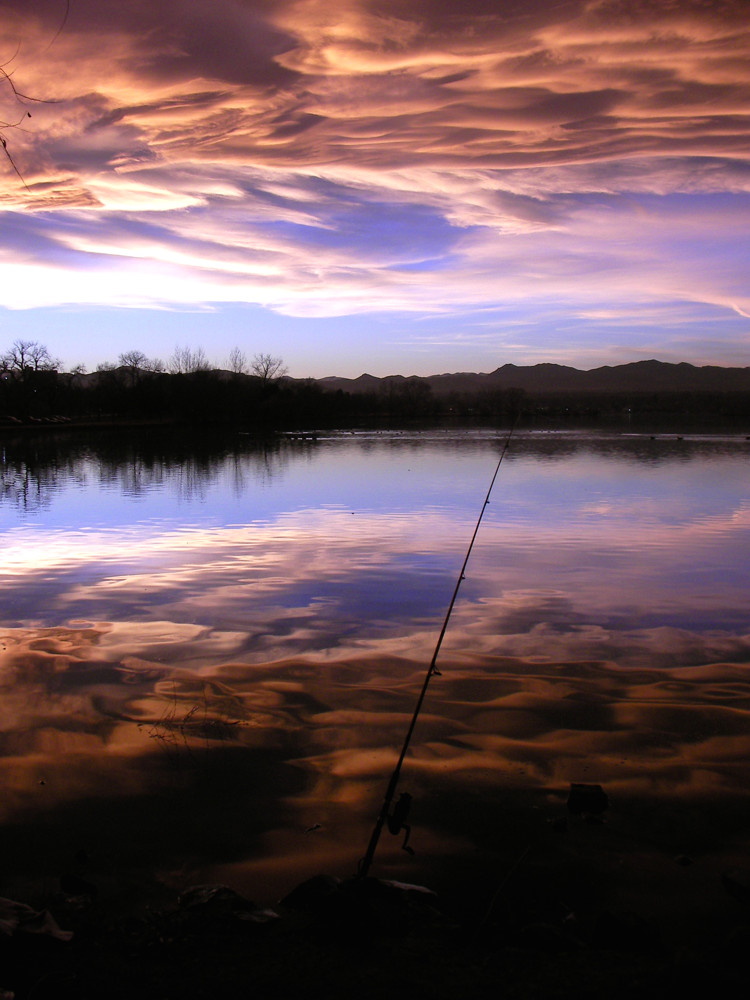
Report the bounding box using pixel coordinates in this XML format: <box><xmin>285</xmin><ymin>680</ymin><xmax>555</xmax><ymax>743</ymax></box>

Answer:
<box><xmin>311</xmin><ymin>360</ymin><xmax>750</xmax><ymax>396</ymax></box>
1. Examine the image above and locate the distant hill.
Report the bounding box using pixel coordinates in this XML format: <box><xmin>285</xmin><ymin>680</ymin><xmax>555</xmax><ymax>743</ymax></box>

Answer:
<box><xmin>6</xmin><ymin>358</ymin><xmax>749</xmax><ymax>427</ymax></box>
<box><xmin>310</xmin><ymin>361</ymin><xmax>750</xmax><ymax>396</ymax></box>
<box><xmin>67</xmin><ymin>360</ymin><xmax>750</xmax><ymax>396</ymax></box>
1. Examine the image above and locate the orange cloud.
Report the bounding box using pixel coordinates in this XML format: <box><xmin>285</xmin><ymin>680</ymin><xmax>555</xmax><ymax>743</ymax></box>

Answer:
<box><xmin>1</xmin><ymin>0</ymin><xmax>749</xmax><ymax>367</ymax></box>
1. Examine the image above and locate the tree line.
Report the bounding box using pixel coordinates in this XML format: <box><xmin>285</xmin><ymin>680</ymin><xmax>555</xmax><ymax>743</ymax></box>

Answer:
<box><xmin>0</xmin><ymin>338</ymin><xmax>527</xmax><ymax>428</ymax></box>
<box><xmin>0</xmin><ymin>339</ymin><xmax>312</xmax><ymax>427</ymax></box>
<box><xmin>0</xmin><ymin>339</ymin><xmax>287</xmax><ymax>380</ymax></box>
<box><xmin>3</xmin><ymin>338</ymin><xmax>749</xmax><ymax>430</ymax></box>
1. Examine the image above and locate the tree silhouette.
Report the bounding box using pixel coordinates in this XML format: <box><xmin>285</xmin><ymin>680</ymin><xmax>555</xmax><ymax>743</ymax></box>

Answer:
<box><xmin>251</xmin><ymin>353</ymin><xmax>288</xmax><ymax>384</ymax></box>
<box><xmin>228</xmin><ymin>346</ymin><xmax>248</xmax><ymax>374</ymax></box>
<box><xmin>168</xmin><ymin>345</ymin><xmax>211</xmax><ymax>374</ymax></box>
<box><xmin>2</xmin><ymin>338</ymin><xmax>60</xmax><ymax>375</ymax></box>
<box><xmin>118</xmin><ymin>350</ymin><xmax>149</xmax><ymax>387</ymax></box>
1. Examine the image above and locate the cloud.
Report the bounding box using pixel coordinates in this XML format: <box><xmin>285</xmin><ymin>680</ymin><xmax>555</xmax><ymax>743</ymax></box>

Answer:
<box><xmin>1</xmin><ymin>0</ymin><xmax>749</xmax><ymax>368</ymax></box>
<box><xmin>5</xmin><ymin>1</ymin><xmax>749</xmax><ymax>178</ymax></box>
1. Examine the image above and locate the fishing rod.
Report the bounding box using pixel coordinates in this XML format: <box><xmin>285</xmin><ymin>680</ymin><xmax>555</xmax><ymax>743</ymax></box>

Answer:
<box><xmin>358</xmin><ymin>419</ymin><xmax>518</xmax><ymax>878</ymax></box>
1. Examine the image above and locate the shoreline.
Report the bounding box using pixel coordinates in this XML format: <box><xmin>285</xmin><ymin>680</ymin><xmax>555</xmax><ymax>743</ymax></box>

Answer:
<box><xmin>4</xmin><ymin>810</ymin><xmax>750</xmax><ymax>999</ymax></box>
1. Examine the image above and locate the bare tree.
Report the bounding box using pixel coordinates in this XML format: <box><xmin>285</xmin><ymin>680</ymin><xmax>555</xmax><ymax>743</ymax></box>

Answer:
<box><xmin>168</xmin><ymin>345</ymin><xmax>211</xmax><ymax>374</ymax></box>
<box><xmin>251</xmin><ymin>353</ymin><xmax>288</xmax><ymax>384</ymax></box>
<box><xmin>118</xmin><ymin>350</ymin><xmax>148</xmax><ymax>369</ymax></box>
<box><xmin>30</xmin><ymin>341</ymin><xmax>60</xmax><ymax>370</ymax></box>
<box><xmin>2</xmin><ymin>339</ymin><xmax>59</xmax><ymax>374</ymax></box>
<box><xmin>118</xmin><ymin>350</ymin><xmax>149</xmax><ymax>387</ymax></box>
<box><xmin>228</xmin><ymin>346</ymin><xmax>248</xmax><ymax>374</ymax></box>
<box><xmin>1</xmin><ymin>340</ymin><xmax>29</xmax><ymax>371</ymax></box>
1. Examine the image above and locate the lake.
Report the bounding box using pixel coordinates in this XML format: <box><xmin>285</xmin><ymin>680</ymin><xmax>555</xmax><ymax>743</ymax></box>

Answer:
<box><xmin>2</xmin><ymin>426</ymin><xmax>750</xmax><ymax>919</ymax></box>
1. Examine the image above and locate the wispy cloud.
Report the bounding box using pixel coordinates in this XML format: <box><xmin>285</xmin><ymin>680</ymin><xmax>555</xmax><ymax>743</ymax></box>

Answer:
<box><xmin>1</xmin><ymin>0</ymin><xmax>749</xmax><ymax>371</ymax></box>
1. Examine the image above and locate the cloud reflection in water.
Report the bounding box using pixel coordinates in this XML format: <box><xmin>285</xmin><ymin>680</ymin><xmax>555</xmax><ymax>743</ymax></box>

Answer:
<box><xmin>1</xmin><ymin>431</ymin><xmax>750</xmax><ymax>897</ymax></box>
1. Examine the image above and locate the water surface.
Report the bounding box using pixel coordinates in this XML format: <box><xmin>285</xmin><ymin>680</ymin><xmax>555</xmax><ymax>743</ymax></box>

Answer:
<box><xmin>2</xmin><ymin>428</ymin><xmax>750</xmax><ymax>909</ymax></box>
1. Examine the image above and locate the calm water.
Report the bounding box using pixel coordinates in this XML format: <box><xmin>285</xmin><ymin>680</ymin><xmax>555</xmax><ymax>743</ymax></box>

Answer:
<box><xmin>2</xmin><ymin>428</ymin><xmax>750</xmax><ymax>905</ymax></box>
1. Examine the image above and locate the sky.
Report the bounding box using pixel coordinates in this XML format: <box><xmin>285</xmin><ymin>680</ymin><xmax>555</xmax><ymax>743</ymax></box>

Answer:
<box><xmin>1</xmin><ymin>0</ymin><xmax>749</xmax><ymax>378</ymax></box>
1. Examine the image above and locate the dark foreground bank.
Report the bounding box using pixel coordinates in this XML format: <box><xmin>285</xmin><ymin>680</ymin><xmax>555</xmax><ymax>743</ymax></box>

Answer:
<box><xmin>4</xmin><ymin>813</ymin><xmax>750</xmax><ymax>1000</ymax></box>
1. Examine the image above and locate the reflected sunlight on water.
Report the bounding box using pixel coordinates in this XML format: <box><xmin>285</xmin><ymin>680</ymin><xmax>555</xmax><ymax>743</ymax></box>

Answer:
<box><xmin>1</xmin><ymin>428</ymin><xmax>750</xmax><ymax>903</ymax></box>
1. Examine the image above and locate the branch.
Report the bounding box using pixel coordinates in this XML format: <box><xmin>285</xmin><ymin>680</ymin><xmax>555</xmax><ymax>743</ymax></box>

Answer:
<box><xmin>0</xmin><ymin>0</ymin><xmax>71</xmax><ymax>189</ymax></box>
<box><xmin>1</xmin><ymin>134</ymin><xmax>30</xmax><ymax>190</ymax></box>
<box><xmin>46</xmin><ymin>1</ymin><xmax>71</xmax><ymax>52</ymax></box>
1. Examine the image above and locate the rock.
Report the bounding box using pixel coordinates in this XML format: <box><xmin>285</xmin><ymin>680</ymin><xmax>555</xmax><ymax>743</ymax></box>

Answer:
<box><xmin>0</xmin><ymin>898</ymin><xmax>73</xmax><ymax>942</ymax></box>
<box><xmin>178</xmin><ymin>884</ymin><xmax>278</xmax><ymax>924</ymax></box>
<box><xmin>567</xmin><ymin>783</ymin><xmax>609</xmax><ymax>816</ymax></box>
<box><xmin>279</xmin><ymin>874</ymin><xmax>342</xmax><ymax>911</ymax></box>
<box><xmin>60</xmin><ymin>873</ymin><xmax>98</xmax><ymax>899</ymax></box>
<box><xmin>279</xmin><ymin>874</ymin><xmax>444</xmax><ymax>937</ymax></box>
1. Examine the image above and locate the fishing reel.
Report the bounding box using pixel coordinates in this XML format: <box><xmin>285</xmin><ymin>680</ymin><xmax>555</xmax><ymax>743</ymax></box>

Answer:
<box><xmin>387</xmin><ymin>792</ymin><xmax>415</xmax><ymax>855</ymax></box>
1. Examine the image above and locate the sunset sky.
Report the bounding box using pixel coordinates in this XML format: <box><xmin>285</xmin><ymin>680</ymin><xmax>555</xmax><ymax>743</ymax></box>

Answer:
<box><xmin>1</xmin><ymin>0</ymin><xmax>748</xmax><ymax>377</ymax></box>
